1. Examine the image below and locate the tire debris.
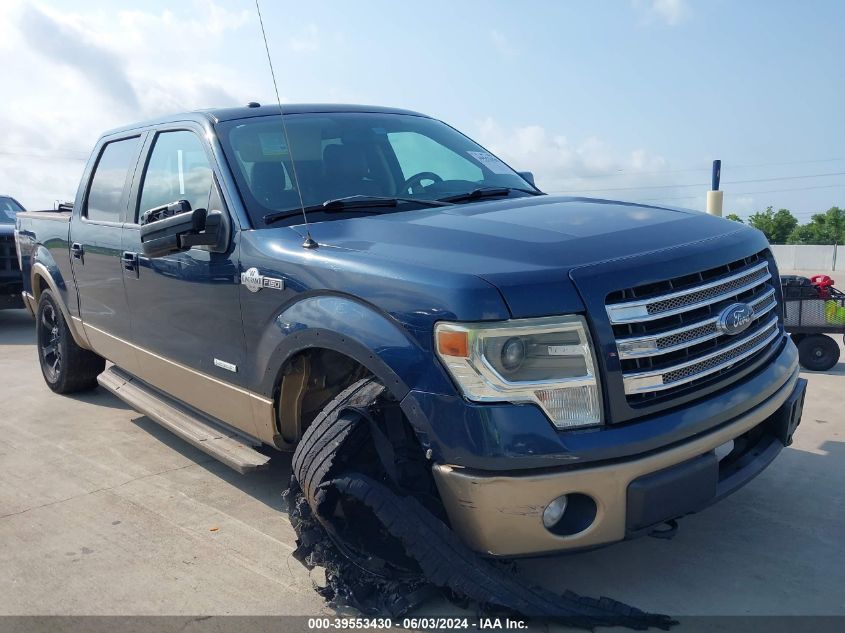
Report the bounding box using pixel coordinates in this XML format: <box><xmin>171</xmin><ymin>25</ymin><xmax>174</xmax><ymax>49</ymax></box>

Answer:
<box><xmin>284</xmin><ymin>378</ymin><xmax>676</xmax><ymax>630</ymax></box>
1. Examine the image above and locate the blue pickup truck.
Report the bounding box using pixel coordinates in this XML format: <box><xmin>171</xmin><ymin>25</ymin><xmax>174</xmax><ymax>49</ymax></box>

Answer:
<box><xmin>16</xmin><ymin>104</ymin><xmax>805</xmax><ymax>561</ymax></box>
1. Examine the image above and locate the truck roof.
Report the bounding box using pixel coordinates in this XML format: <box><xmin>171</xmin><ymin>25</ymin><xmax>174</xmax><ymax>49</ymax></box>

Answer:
<box><xmin>103</xmin><ymin>103</ymin><xmax>430</xmax><ymax>136</ymax></box>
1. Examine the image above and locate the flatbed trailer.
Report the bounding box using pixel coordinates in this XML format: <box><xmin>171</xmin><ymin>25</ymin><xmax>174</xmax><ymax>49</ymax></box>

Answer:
<box><xmin>782</xmin><ymin>275</ymin><xmax>845</xmax><ymax>371</ymax></box>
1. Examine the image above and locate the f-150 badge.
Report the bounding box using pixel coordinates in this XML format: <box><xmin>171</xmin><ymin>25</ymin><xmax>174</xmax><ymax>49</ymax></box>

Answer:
<box><xmin>241</xmin><ymin>267</ymin><xmax>284</xmax><ymax>293</ymax></box>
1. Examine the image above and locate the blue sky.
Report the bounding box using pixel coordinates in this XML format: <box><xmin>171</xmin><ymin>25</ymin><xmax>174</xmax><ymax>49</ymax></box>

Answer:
<box><xmin>1</xmin><ymin>0</ymin><xmax>843</xmax><ymax>222</ymax></box>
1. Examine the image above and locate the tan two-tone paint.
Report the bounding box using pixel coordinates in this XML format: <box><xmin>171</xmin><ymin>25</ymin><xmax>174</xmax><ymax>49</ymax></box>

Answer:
<box><xmin>433</xmin><ymin>362</ymin><xmax>799</xmax><ymax>557</ymax></box>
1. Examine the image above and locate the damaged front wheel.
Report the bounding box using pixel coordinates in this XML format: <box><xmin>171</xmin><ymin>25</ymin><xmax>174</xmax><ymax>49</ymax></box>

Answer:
<box><xmin>285</xmin><ymin>378</ymin><xmax>675</xmax><ymax>630</ymax></box>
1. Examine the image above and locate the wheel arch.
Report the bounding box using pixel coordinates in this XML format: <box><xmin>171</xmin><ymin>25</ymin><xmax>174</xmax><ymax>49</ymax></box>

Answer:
<box><xmin>31</xmin><ymin>261</ymin><xmax>91</xmax><ymax>349</ymax></box>
<box><xmin>255</xmin><ymin>293</ymin><xmax>454</xmax><ymax>447</ymax></box>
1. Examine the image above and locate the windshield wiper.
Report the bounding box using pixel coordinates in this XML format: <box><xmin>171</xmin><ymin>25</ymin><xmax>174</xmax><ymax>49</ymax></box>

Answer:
<box><xmin>437</xmin><ymin>186</ymin><xmax>543</xmax><ymax>204</ymax></box>
<box><xmin>263</xmin><ymin>195</ymin><xmax>453</xmax><ymax>225</ymax></box>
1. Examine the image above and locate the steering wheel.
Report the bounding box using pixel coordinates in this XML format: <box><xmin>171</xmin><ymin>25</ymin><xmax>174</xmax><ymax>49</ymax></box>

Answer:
<box><xmin>398</xmin><ymin>171</ymin><xmax>443</xmax><ymax>195</ymax></box>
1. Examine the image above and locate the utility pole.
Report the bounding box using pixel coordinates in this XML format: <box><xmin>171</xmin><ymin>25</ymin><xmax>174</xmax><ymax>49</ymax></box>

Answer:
<box><xmin>706</xmin><ymin>159</ymin><xmax>723</xmax><ymax>216</ymax></box>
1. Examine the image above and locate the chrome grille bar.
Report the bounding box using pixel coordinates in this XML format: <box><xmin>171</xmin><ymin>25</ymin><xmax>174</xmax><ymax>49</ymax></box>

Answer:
<box><xmin>606</xmin><ymin>261</ymin><xmax>771</xmax><ymax>324</ymax></box>
<box><xmin>622</xmin><ymin>316</ymin><xmax>780</xmax><ymax>395</ymax></box>
<box><xmin>615</xmin><ymin>288</ymin><xmax>777</xmax><ymax>359</ymax></box>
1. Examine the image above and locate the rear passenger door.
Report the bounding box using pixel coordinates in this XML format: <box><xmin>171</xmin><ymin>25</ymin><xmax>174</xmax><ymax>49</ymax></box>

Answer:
<box><xmin>121</xmin><ymin>127</ymin><xmax>253</xmax><ymax>435</ymax></box>
<box><xmin>69</xmin><ymin>134</ymin><xmax>144</xmax><ymax>373</ymax></box>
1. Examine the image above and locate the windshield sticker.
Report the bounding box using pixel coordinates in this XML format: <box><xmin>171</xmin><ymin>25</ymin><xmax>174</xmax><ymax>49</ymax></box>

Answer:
<box><xmin>467</xmin><ymin>151</ymin><xmax>512</xmax><ymax>175</ymax></box>
<box><xmin>258</xmin><ymin>132</ymin><xmax>288</xmax><ymax>157</ymax></box>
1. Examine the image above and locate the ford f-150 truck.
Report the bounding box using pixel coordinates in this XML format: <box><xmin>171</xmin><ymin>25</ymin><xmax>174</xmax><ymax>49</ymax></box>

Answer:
<box><xmin>16</xmin><ymin>104</ymin><xmax>805</xmax><ymax>560</ymax></box>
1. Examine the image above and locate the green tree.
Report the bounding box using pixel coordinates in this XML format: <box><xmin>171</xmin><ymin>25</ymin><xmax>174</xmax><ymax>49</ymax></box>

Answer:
<box><xmin>724</xmin><ymin>213</ymin><xmax>744</xmax><ymax>223</ymax></box>
<box><xmin>746</xmin><ymin>207</ymin><xmax>798</xmax><ymax>243</ymax></box>
<box><xmin>787</xmin><ymin>207</ymin><xmax>845</xmax><ymax>245</ymax></box>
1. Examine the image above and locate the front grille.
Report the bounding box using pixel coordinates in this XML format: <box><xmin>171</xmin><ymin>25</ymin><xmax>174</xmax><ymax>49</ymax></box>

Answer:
<box><xmin>0</xmin><ymin>234</ymin><xmax>19</xmax><ymax>273</ymax></box>
<box><xmin>646</xmin><ymin>264</ymin><xmax>769</xmax><ymax>316</ymax></box>
<box><xmin>606</xmin><ymin>250</ymin><xmax>781</xmax><ymax>405</ymax></box>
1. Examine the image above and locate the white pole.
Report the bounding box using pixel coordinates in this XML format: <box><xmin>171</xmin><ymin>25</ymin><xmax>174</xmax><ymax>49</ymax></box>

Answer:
<box><xmin>706</xmin><ymin>190</ymin><xmax>724</xmax><ymax>217</ymax></box>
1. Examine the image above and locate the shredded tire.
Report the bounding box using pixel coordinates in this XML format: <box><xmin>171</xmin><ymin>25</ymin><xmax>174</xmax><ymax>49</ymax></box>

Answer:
<box><xmin>325</xmin><ymin>473</ymin><xmax>674</xmax><ymax>630</ymax></box>
<box><xmin>285</xmin><ymin>378</ymin><xmax>676</xmax><ymax>630</ymax></box>
<box><xmin>292</xmin><ymin>378</ymin><xmax>385</xmax><ymax>507</ymax></box>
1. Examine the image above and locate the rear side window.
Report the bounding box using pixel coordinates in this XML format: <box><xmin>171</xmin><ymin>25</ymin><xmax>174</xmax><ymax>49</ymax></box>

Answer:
<box><xmin>86</xmin><ymin>137</ymin><xmax>140</xmax><ymax>222</ymax></box>
<box><xmin>138</xmin><ymin>130</ymin><xmax>213</xmax><ymax>221</ymax></box>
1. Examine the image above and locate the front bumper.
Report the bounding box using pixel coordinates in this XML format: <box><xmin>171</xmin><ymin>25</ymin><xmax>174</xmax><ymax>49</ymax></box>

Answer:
<box><xmin>433</xmin><ymin>361</ymin><xmax>805</xmax><ymax>557</ymax></box>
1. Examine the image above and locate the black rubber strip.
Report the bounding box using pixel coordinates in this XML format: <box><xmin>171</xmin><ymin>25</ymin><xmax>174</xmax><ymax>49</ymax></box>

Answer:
<box><xmin>324</xmin><ymin>473</ymin><xmax>676</xmax><ymax>630</ymax></box>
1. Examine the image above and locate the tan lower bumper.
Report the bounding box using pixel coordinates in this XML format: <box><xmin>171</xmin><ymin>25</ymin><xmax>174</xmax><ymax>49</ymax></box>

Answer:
<box><xmin>433</xmin><ymin>367</ymin><xmax>799</xmax><ymax>557</ymax></box>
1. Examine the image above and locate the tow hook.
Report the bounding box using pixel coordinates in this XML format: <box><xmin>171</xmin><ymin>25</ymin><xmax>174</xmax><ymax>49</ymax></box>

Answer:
<box><xmin>648</xmin><ymin>519</ymin><xmax>679</xmax><ymax>540</ymax></box>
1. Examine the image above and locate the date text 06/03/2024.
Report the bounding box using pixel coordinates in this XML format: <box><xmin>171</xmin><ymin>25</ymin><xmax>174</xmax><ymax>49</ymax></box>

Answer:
<box><xmin>306</xmin><ymin>617</ymin><xmax>528</xmax><ymax>629</ymax></box>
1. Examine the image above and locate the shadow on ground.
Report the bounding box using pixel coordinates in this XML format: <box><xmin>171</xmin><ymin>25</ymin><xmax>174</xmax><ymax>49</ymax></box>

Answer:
<box><xmin>0</xmin><ymin>309</ymin><xmax>34</xmax><ymax>345</ymax></box>
<box><xmin>130</xmin><ymin>414</ymin><xmax>292</xmax><ymax>513</ymax></box>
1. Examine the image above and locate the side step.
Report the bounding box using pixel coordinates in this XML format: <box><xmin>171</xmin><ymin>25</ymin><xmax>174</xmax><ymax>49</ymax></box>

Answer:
<box><xmin>98</xmin><ymin>366</ymin><xmax>271</xmax><ymax>474</ymax></box>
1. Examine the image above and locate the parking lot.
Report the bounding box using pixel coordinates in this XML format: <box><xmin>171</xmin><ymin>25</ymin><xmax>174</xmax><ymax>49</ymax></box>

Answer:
<box><xmin>1</xmin><ymin>306</ymin><xmax>844</xmax><ymax>622</ymax></box>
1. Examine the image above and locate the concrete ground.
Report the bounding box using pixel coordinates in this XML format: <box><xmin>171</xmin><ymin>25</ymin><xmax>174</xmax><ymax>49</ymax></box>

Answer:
<box><xmin>1</xmin><ymin>307</ymin><xmax>843</xmax><ymax>623</ymax></box>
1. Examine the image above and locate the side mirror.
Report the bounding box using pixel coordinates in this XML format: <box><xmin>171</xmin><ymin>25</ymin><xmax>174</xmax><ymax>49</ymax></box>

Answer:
<box><xmin>139</xmin><ymin>200</ymin><xmax>226</xmax><ymax>257</ymax></box>
<box><xmin>518</xmin><ymin>171</ymin><xmax>536</xmax><ymax>187</ymax></box>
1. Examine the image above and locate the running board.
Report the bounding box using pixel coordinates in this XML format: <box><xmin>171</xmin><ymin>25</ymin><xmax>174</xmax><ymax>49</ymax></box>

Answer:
<box><xmin>98</xmin><ymin>366</ymin><xmax>271</xmax><ymax>474</ymax></box>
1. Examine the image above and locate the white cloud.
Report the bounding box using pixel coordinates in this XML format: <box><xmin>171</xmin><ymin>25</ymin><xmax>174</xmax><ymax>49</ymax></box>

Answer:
<box><xmin>475</xmin><ymin>117</ymin><xmax>674</xmax><ymax>201</ymax></box>
<box><xmin>20</xmin><ymin>4</ymin><xmax>141</xmax><ymax>111</ymax></box>
<box><xmin>490</xmin><ymin>30</ymin><xmax>516</xmax><ymax>58</ymax></box>
<box><xmin>731</xmin><ymin>195</ymin><xmax>756</xmax><ymax>215</ymax></box>
<box><xmin>288</xmin><ymin>24</ymin><xmax>320</xmax><ymax>53</ymax></box>
<box><xmin>634</xmin><ymin>0</ymin><xmax>690</xmax><ymax>26</ymax></box>
<box><xmin>0</xmin><ymin>0</ymin><xmax>262</xmax><ymax>209</ymax></box>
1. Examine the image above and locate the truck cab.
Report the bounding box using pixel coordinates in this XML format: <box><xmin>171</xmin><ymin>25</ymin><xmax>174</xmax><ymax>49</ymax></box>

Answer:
<box><xmin>16</xmin><ymin>104</ymin><xmax>805</xmax><ymax>558</ymax></box>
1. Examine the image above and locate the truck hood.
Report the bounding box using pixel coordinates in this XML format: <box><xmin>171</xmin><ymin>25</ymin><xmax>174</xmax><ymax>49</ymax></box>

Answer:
<box><xmin>305</xmin><ymin>195</ymin><xmax>756</xmax><ymax>318</ymax></box>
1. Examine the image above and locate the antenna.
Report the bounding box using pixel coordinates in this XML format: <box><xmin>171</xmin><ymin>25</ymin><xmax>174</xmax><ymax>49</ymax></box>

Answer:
<box><xmin>254</xmin><ymin>0</ymin><xmax>317</xmax><ymax>249</ymax></box>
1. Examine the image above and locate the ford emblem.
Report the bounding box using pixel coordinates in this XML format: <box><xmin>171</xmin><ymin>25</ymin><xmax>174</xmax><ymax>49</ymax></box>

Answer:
<box><xmin>717</xmin><ymin>303</ymin><xmax>755</xmax><ymax>335</ymax></box>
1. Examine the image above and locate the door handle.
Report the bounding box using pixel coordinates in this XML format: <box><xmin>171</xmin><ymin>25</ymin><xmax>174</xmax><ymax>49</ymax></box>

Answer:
<box><xmin>121</xmin><ymin>251</ymin><xmax>139</xmax><ymax>276</ymax></box>
<box><xmin>71</xmin><ymin>243</ymin><xmax>84</xmax><ymax>261</ymax></box>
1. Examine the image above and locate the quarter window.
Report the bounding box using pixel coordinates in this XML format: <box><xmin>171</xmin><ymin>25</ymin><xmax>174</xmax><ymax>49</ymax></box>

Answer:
<box><xmin>86</xmin><ymin>137</ymin><xmax>140</xmax><ymax>222</ymax></box>
<box><xmin>138</xmin><ymin>131</ymin><xmax>213</xmax><ymax>221</ymax></box>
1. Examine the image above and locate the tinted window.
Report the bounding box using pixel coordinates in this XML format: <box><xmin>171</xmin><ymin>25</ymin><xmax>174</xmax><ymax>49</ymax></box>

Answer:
<box><xmin>138</xmin><ymin>130</ymin><xmax>213</xmax><ymax>220</ymax></box>
<box><xmin>86</xmin><ymin>137</ymin><xmax>140</xmax><ymax>222</ymax></box>
<box><xmin>388</xmin><ymin>132</ymin><xmax>483</xmax><ymax>183</ymax></box>
<box><xmin>216</xmin><ymin>112</ymin><xmax>533</xmax><ymax>227</ymax></box>
<box><xmin>0</xmin><ymin>196</ymin><xmax>23</xmax><ymax>223</ymax></box>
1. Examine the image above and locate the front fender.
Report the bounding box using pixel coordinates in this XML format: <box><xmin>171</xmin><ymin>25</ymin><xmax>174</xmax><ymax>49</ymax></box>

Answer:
<box><xmin>253</xmin><ymin>293</ymin><xmax>456</xmax><ymax>401</ymax></box>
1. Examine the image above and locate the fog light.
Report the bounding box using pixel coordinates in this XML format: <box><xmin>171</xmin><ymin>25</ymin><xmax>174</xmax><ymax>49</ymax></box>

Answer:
<box><xmin>542</xmin><ymin>495</ymin><xmax>569</xmax><ymax>528</ymax></box>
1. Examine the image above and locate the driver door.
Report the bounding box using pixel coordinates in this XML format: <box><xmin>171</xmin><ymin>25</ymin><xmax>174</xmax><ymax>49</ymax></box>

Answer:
<box><xmin>121</xmin><ymin>126</ymin><xmax>256</xmax><ymax>437</ymax></box>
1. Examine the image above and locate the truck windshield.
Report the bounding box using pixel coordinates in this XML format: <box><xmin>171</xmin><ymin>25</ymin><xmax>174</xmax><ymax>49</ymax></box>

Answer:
<box><xmin>0</xmin><ymin>196</ymin><xmax>24</xmax><ymax>223</ymax></box>
<box><xmin>216</xmin><ymin>112</ymin><xmax>537</xmax><ymax>227</ymax></box>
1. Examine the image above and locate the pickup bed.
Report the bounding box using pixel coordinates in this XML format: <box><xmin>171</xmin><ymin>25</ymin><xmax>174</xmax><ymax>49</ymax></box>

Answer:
<box><xmin>16</xmin><ymin>104</ymin><xmax>805</xmax><ymax>558</ymax></box>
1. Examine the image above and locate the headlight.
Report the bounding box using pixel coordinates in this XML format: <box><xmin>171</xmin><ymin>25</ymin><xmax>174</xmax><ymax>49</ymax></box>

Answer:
<box><xmin>434</xmin><ymin>315</ymin><xmax>602</xmax><ymax>429</ymax></box>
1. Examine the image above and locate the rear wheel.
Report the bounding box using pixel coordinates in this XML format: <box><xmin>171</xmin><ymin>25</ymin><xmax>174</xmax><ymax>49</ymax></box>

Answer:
<box><xmin>797</xmin><ymin>334</ymin><xmax>840</xmax><ymax>371</ymax></box>
<box><xmin>36</xmin><ymin>290</ymin><xmax>105</xmax><ymax>393</ymax></box>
